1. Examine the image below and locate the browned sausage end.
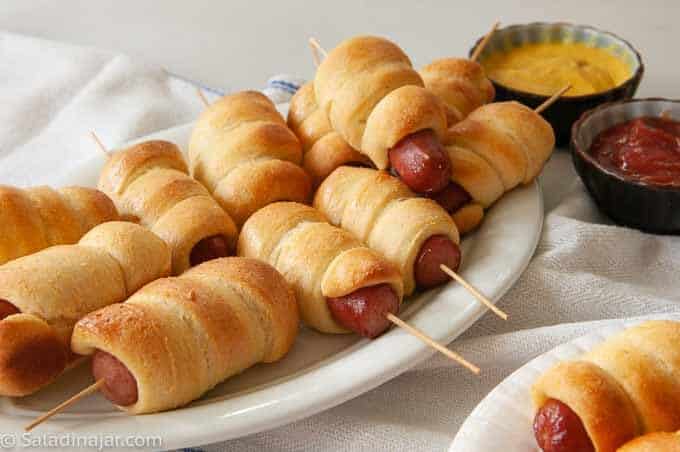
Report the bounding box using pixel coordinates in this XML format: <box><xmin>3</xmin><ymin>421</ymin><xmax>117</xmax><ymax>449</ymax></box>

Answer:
<box><xmin>429</xmin><ymin>182</ymin><xmax>472</xmax><ymax>214</ymax></box>
<box><xmin>189</xmin><ymin>235</ymin><xmax>231</xmax><ymax>267</ymax></box>
<box><xmin>533</xmin><ymin>398</ymin><xmax>594</xmax><ymax>452</ymax></box>
<box><xmin>0</xmin><ymin>300</ymin><xmax>20</xmax><ymax>321</ymax></box>
<box><xmin>388</xmin><ymin>129</ymin><xmax>451</xmax><ymax>195</ymax></box>
<box><xmin>326</xmin><ymin>284</ymin><xmax>399</xmax><ymax>338</ymax></box>
<box><xmin>414</xmin><ymin>235</ymin><xmax>461</xmax><ymax>289</ymax></box>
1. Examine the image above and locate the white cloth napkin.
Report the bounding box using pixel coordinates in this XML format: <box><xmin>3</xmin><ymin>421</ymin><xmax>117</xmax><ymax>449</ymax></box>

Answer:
<box><xmin>2</xmin><ymin>32</ymin><xmax>679</xmax><ymax>452</ymax></box>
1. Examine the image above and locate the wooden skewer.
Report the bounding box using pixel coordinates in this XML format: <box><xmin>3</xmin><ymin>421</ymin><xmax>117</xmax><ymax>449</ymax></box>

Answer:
<box><xmin>441</xmin><ymin>265</ymin><xmax>507</xmax><ymax>320</ymax></box>
<box><xmin>534</xmin><ymin>84</ymin><xmax>572</xmax><ymax>114</ymax></box>
<box><xmin>24</xmin><ymin>379</ymin><xmax>105</xmax><ymax>432</ymax></box>
<box><xmin>196</xmin><ymin>87</ymin><xmax>210</xmax><ymax>107</ymax></box>
<box><xmin>386</xmin><ymin>313</ymin><xmax>479</xmax><ymax>374</ymax></box>
<box><xmin>308</xmin><ymin>37</ymin><xmax>327</xmax><ymax>68</ymax></box>
<box><xmin>470</xmin><ymin>21</ymin><xmax>500</xmax><ymax>62</ymax></box>
<box><xmin>90</xmin><ymin>131</ymin><xmax>111</xmax><ymax>157</ymax></box>
<box><xmin>24</xmin><ymin>313</ymin><xmax>479</xmax><ymax>432</ymax></box>
<box><xmin>309</xmin><ymin>38</ymin><xmax>323</xmax><ymax>67</ymax></box>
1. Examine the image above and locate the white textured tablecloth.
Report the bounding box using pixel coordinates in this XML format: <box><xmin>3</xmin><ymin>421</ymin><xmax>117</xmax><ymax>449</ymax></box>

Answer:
<box><xmin>1</xmin><ymin>31</ymin><xmax>679</xmax><ymax>452</ymax></box>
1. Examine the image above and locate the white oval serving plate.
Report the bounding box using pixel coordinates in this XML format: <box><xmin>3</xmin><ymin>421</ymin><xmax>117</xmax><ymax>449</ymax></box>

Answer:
<box><xmin>449</xmin><ymin>314</ymin><xmax>680</xmax><ymax>452</ymax></box>
<box><xmin>1</xmin><ymin>111</ymin><xmax>544</xmax><ymax>451</ymax></box>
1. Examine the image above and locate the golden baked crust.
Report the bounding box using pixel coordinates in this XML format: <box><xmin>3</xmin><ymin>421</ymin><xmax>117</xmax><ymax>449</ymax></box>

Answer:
<box><xmin>71</xmin><ymin>257</ymin><xmax>299</xmax><ymax>414</ymax></box>
<box><xmin>0</xmin><ymin>185</ymin><xmax>118</xmax><ymax>265</ymax></box>
<box><xmin>468</xmin><ymin>101</ymin><xmax>554</xmax><ymax>184</ymax></box>
<box><xmin>361</xmin><ymin>85</ymin><xmax>447</xmax><ymax>169</ymax></box>
<box><xmin>78</xmin><ymin>221</ymin><xmax>172</xmax><ymax>294</ymax></box>
<box><xmin>0</xmin><ymin>314</ymin><xmax>68</xmax><ymax>396</ymax></box>
<box><xmin>584</xmin><ymin>334</ymin><xmax>680</xmax><ymax>433</ymax></box>
<box><xmin>189</xmin><ymin>91</ymin><xmax>311</xmax><ymax>226</ymax></box>
<box><xmin>99</xmin><ymin>140</ymin><xmax>237</xmax><ymax>274</ymax></box>
<box><xmin>451</xmin><ymin>203</ymin><xmax>484</xmax><ymax>235</ymax></box>
<box><xmin>0</xmin><ymin>222</ymin><xmax>170</xmax><ymax>397</ymax></box>
<box><xmin>532</xmin><ymin>360</ymin><xmax>640</xmax><ymax>452</ymax></box>
<box><xmin>446</xmin><ymin>113</ymin><xmax>528</xmax><ymax>190</ymax></box>
<box><xmin>444</xmin><ymin>145</ymin><xmax>505</xmax><ymax>208</ymax></box>
<box><xmin>314</xmin><ymin>36</ymin><xmax>446</xmax><ymax>169</ymax></box>
<box><xmin>314</xmin><ymin>167</ymin><xmax>458</xmax><ymax>295</ymax></box>
<box><xmin>288</xmin><ymin>82</ymin><xmax>372</xmax><ymax>187</ymax></box>
<box><xmin>58</xmin><ymin>186</ymin><xmax>119</xmax><ymax>232</ymax></box>
<box><xmin>288</xmin><ymin>82</ymin><xmax>330</xmax><ymax>152</ymax></box>
<box><xmin>617</xmin><ymin>431</ymin><xmax>680</xmax><ymax>452</ymax></box>
<box><xmin>303</xmin><ymin>133</ymin><xmax>373</xmax><ymax>187</ymax></box>
<box><xmin>444</xmin><ymin>101</ymin><xmax>554</xmax><ymax>196</ymax></box>
<box><xmin>238</xmin><ymin>202</ymin><xmax>403</xmax><ymax>334</ymax></box>
<box><xmin>420</xmin><ymin>58</ymin><xmax>495</xmax><ymax>125</ymax></box>
<box><xmin>532</xmin><ymin>320</ymin><xmax>680</xmax><ymax>452</ymax></box>
<box><xmin>437</xmin><ymin>101</ymin><xmax>554</xmax><ymax>233</ymax></box>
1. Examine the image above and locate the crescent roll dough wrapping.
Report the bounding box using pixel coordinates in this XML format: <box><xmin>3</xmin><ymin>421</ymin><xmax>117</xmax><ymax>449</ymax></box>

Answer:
<box><xmin>618</xmin><ymin>431</ymin><xmax>680</xmax><ymax>452</ymax></box>
<box><xmin>188</xmin><ymin>91</ymin><xmax>312</xmax><ymax>226</ymax></box>
<box><xmin>99</xmin><ymin>140</ymin><xmax>238</xmax><ymax>275</ymax></box>
<box><xmin>71</xmin><ymin>257</ymin><xmax>299</xmax><ymax>414</ymax></box>
<box><xmin>444</xmin><ymin>101</ymin><xmax>554</xmax><ymax>193</ymax></box>
<box><xmin>314</xmin><ymin>167</ymin><xmax>459</xmax><ymax>295</ymax></box>
<box><xmin>420</xmin><ymin>58</ymin><xmax>495</xmax><ymax>126</ymax></box>
<box><xmin>288</xmin><ymin>82</ymin><xmax>373</xmax><ymax>186</ymax></box>
<box><xmin>314</xmin><ymin>35</ymin><xmax>447</xmax><ymax>169</ymax></box>
<box><xmin>238</xmin><ymin>202</ymin><xmax>403</xmax><ymax>334</ymax></box>
<box><xmin>0</xmin><ymin>185</ymin><xmax>118</xmax><ymax>265</ymax></box>
<box><xmin>532</xmin><ymin>320</ymin><xmax>680</xmax><ymax>452</ymax></box>
<box><xmin>0</xmin><ymin>222</ymin><xmax>170</xmax><ymax>396</ymax></box>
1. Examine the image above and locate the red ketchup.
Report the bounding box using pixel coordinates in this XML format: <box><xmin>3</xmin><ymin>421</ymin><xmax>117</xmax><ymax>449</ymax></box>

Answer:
<box><xmin>589</xmin><ymin>116</ymin><xmax>680</xmax><ymax>187</ymax></box>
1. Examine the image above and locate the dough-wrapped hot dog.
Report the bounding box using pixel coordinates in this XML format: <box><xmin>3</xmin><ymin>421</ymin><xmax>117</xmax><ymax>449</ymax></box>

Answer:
<box><xmin>314</xmin><ymin>167</ymin><xmax>460</xmax><ymax>295</ymax></box>
<box><xmin>71</xmin><ymin>257</ymin><xmax>299</xmax><ymax>414</ymax></box>
<box><xmin>445</xmin><ymin>101</ymin><xmax>555</xmax><ymax>194</ymax></box>
<box><xmin>532</xmin><ymin>320</ymin><xmax>680</xmax><ymax>452</ymax></box>
<box><xmin>189</xmin><ymin>91</ymin><xmax>312</xmax><ymax>226</ymax></box>
<box><xmin>314</xmin><ymin>36</ymin><xmax>451</xmax><ymax>195</ymax></box>
<box><xmin>617</xmin><ymin>431</ymin><xmax>680</xmax><ymax>451</ymax></box>
<box><xmin>439</xmin><ymin>101</ymin><xmax>554</xmax><ymax>234</ymax></box>
<box><xmin>288</xmin><ymin>58</ymin><xmax>495</xmax><ymax>189</ymax></box>
<box><xmin>0</xmin><ymin>185</ymin><xmax>118</xmax><ymax>265</ymax></box>
<box><xmin>238</xmin><ymin>202</ymin><xmax>403</xmax><ymax>337</ymax></box>
<box><xmin>420</xmin><ymin>58</ymin><xmax>495</xmax><ymax>126</ymax></box>
<box><xmin>288</xmin><ymin>82</ymin><xmax>373</xmax><ymax>187</ymax></box>
<box><xmin>99</xmin><ymin>140</ymin><xmax>238</xmax><ymax>274</ymax></box>
<box><xmin>0</xmin><ymin>222</ymin><xmax>170</xmax><ymax>397</ymax></box>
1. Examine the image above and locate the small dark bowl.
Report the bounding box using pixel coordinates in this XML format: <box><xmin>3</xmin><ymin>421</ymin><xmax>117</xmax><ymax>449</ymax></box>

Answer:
<box><xmin>469</xmin><ymin>22</ymin><xmax>644</xmax><ymax>146</ymax></box>
<box><xmin>571</xmin><ymin>98</ymin><xmax>680</xmax><ymax>234</ymax></box>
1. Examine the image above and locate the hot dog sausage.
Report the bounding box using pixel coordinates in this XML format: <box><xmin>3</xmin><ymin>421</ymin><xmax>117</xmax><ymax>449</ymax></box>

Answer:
<box><xmin>92</xmin><ymin>350</ymin><xmax>138</xmax><ymax>407</ymax></box>
<box><xmin>388</xmin><ymin>129</ymin><xmax>451</xmax><ymax>195</ymax></box>
<box><xmin>0</xmin><ymin>300</ymin><xmax>19</xmax><ymax>321</ymax></box>
<box><xmin>326</xmin><ymin>284</ymin><xmax>399</xmax><ymax>338</ymax></box>
<box><xmin>533</xmin><ymin>398</ymin><xmax>594</xmax><ymax>452</ymax></box>
<box><xmin>414</xmin><ymin>235</ymin><xmax>461</xmax><ymax>289</ymax></box>
<box><xmin>189</xmin><ymin>235</ymin><xmax>231</xmax><ymax>267</ymax></box>
<box><xmin>429</xmin><ymin>182</ymin><xmax>472</xmax><ymax>214</ymax></box>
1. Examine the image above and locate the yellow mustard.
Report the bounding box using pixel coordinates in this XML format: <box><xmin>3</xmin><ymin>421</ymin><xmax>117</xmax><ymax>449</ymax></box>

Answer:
<box><xmin>482</xmin><ymin>42</ymin><xmax>631</xmax><ymax>96</ymax></box>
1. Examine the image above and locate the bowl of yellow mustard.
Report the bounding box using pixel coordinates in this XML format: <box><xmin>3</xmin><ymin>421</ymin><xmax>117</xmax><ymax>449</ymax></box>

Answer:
<box><xmin>470</xmin><ymin>22</ymin><xmax>643</xmax><ymax>145</ymax></box>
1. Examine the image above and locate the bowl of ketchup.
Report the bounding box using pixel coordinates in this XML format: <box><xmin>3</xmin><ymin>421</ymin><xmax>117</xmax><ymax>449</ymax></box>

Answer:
<box><xmin>571</xmin><ymin>98</ymin><xmax>680</xmax><ymax>234</ymax></box>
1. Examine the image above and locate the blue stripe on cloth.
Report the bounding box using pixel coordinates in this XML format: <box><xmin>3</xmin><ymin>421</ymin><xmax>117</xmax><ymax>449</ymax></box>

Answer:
<box><xmin>268</xmin><ymin>79</ymin><xmax>300</xmax><ymax>94</ymax></box>
<box><xmin>180</xmin><ymin>448</ymin><xmax>204</xmax><ymax>452</ymax></box>
<box><xmin>166</xmin><ymin>71</ymin><xmax>226</xmax><ymax>97</ymax></box>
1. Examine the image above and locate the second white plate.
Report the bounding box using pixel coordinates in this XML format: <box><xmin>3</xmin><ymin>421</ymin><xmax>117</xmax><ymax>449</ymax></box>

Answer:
<box><xmin>449</xmin><ymin>314</ymin><xmax>680</xmax><ymax>452</ymax></box>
